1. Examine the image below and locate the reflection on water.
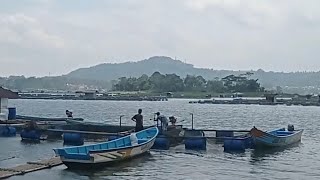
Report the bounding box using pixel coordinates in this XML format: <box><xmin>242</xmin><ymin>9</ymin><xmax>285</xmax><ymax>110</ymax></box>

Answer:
<box><xmin>250</xmin><ymin>143</ymin><xmax>301</xmax><ymax>164</ymax></box>
<box><xmin>20</xmin><ymin>139</ymin><xmax>41</xmax><ymax>145</ymax></box>
<box><xmin>66</xmin><ymin>153</ymin><xmax>154</xmax><ymax>177</ymax></box>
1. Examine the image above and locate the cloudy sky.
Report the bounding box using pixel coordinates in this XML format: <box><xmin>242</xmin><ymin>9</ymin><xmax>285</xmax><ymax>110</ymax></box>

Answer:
<box><xmin>1</xmin><ymin>0</ymin><xmax>320</xmax><ymax>77</ymax></box>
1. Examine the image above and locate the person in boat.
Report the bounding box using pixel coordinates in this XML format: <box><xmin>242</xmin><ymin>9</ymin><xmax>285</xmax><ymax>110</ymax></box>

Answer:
<box><xmin>131</xmin><ymin>109</ymin><xmax>143</xmax><ymax>132</ymax></box>
<box><xmin>155</xmin><ymin>112</ymin><xmax>168</xmax><ymax>132</ymax></box>
<box><xmin>66</xmin><ymin>110</ymin><xmax>73</xmax><ymax>118</ymax></box>
<box><xmin>169</xmin><ymin>116</ymin><xmax>177</xmax><ymax>126</ymax></box>
<box><xmin>25</xmin><ymin>121</ymin><xmax>39</xmax><ymax>132</ymax></box>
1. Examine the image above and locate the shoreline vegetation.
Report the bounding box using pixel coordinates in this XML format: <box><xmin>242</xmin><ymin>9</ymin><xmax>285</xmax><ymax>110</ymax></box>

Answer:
<box><xmin>16</xmin><ymin>71</ymin><xmax>311</xmax><ymax>100</ymax></box>
<box><xmin>111</xmin><ymin>72</ymin><xmax>264</xmax><ymax>94</ymax></box>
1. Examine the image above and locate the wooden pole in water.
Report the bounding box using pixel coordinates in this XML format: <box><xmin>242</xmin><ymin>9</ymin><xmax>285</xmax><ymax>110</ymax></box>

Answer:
<box><xmin>190</xmin><ymin>113</ymin><xmax>194</xmax><ymax>130</ymax></box>
<box><xmin>154</xmin><ymin>113</ymin><xmax>158</xmax><ymax>127</ymax></box>
<box><xmin>119</xmin><ymin>115</ymin><xmax>124</xmax><ymax>130</ymax></box>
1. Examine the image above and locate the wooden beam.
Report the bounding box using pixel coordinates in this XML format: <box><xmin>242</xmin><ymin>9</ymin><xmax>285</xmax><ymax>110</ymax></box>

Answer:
<box><xmin>46</xmin><ymin>129</ymin><xmax>132</xmax><ymax>136</ymax></box>
<box><xmin>194</xmin><ymin>129</ymin><xmax>250</xmax><ymax>133</ymax></box>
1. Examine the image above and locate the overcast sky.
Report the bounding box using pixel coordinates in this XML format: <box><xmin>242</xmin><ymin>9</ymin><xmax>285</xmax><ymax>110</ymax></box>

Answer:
<box><xmin>1</xmin><ymin>0</ymin><xmax>320</xmax><ymax>77</ymax></box>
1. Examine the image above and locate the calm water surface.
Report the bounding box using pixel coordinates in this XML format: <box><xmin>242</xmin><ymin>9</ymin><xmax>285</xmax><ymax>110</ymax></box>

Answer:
<box><xmin>0</xmin><ymin>99</ymin><xmax>319</xmax><ymax>180</ymax></box>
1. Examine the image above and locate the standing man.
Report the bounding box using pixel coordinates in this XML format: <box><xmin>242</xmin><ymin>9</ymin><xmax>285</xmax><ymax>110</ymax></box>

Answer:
<box><xmin>132</xmin><ymin>109</ymin><xmax>143</xmax><ymax>132</ymax></box>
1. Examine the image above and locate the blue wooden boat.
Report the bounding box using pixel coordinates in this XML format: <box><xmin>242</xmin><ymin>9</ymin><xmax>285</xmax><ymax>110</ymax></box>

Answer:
<box><xmin>53</xmin><ymin>126</ymin><xmax>159</xmax><ymax>168</ymax></box>
<box><xmin>16</xmin><ymin>115</ymin><xmax>84</xmax><ymax>122</ymax></box>
<box><xmin>250</xmin><ymin>126</ymin><xmax>303</xmax><ymax>147</ymax></box>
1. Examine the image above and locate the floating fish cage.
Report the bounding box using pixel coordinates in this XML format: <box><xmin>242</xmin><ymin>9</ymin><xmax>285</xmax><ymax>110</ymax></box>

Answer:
<box><xmin>0</xmin><ymin>126</ymin><xmax>16</xmax><ymax>137</ymax></box>
<box><xmin>223</xmin><ymin>136</ymin><xmax>254</xmax><ymax>153</ymax></box>
<box><xmin>152</xmin><ymin>135</ymin><xmax>170</xmax><ymax>150</ymax></box>
<box><xmin>20</xmin><ymin>130</ymin><xmax>41</xmax><ymax>140</ymax></box>
<box><xmin>223</xmin><ymin>139</ymin><xmax>246</xmax><ymax>152</ymax></box>
<box><xmin>184</xmin><ymin>136</ymin><xmax>207</xmax><ymax>150</ymax></box>
<box><xmin>63</xmin><ymin>133</ymin><xmax>84</xmax><ymax>145</ymax></box>
<box><xmin>184</xmin><ymin>130</ymin><xmax>206</xmax><ymax>150</ymax></box>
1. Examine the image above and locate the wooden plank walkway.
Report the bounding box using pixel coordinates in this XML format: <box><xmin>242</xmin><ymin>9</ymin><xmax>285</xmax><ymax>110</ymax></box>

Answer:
<box><xmin>0</xmin><ymin>157</ymin><xmax>62</xmax><ymax>179</ymax></box>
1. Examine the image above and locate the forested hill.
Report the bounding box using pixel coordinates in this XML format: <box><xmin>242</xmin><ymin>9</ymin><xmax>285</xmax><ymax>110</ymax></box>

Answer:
<box><xmin>1</xmin><ymin>56</ymin><xmax>320</xmax><ymax>93</ymax></box>
<box><xmin>67</xmin><ymin>56</ymin><xmax>218</xmax><ymax>81</ymax></box>
<box><xmin>67</xmin><ymin>56</ymin><xmax>320</xmax><ymax>88</ymax></box>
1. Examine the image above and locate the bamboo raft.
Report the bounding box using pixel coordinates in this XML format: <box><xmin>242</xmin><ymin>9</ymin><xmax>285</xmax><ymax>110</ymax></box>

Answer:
<box><xmin>0</xmin><ymin>157</ymin><xmax>62</xmax><ymax>179</ymax></box>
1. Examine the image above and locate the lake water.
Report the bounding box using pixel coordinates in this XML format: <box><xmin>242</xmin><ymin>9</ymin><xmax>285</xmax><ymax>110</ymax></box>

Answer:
<box><xmin>1</xmin><ymin>99</ymin><xmax>320</xmax><ymax>180</ymax></box>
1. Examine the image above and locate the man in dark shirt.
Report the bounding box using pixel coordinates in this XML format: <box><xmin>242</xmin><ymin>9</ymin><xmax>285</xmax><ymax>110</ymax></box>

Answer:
<box><xmin>131</xmin><ymin>109</ymin><xmax>143</xmax><ymax>132</ymax></box>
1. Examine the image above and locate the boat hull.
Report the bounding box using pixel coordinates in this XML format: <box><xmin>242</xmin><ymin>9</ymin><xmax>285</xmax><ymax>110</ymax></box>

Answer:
<box><xmin>59</xmin><ymin>138</ymin><xmax>155</xmax><ymax>168</ymax></box>
<box><xmin>62</xmin><ymin>151</ymin><xmax>150</xmax><ymax>169</ymax></box>
<box><xmin>250</xmin><ymin>127</ymin><xmax>303</xmax><ymax>147</ymax></box>
<box><xmin>54</xmin><ymin>127</ymin><xmax>158</xmax><ymax>168</ymax></box>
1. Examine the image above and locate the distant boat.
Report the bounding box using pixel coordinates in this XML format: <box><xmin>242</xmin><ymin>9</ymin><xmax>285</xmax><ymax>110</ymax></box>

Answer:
<box><xmin>53</xmin><ymin>126</ymin><xmax>158</xmax><ymax>168</ymax></box>
<box><xmin>16</xmin><ymin>115</ymin><xmax>84</xmax><ymax>122</ymax></box>
<box><xmin>250</xmin><ymin>126</ymin><xmax>303</xmax><ymax>147</ymax></box>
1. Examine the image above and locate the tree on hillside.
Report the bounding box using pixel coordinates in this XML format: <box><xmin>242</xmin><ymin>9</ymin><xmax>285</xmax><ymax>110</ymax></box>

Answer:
<box><xmin>112</xmin><ymin>72</ymin><xmax>263</xmax><ymax>93</ymax></box>
<box><xmin>114</xmin><ymin>77</ymin><xmax>127</xmax><ymax>91</ymax></box>
<box><xmin>149</xmin><ymin>72</ymin><xmax>165</xmax><ymax>91</ymax></box>
<box><xmin>206</xmin><ymin>80</ymin><xmax>225</xmax><ymax>93</ymax></box>
<box><xmin>184</xmin><ymin>75</ymin><xmax>207</xmax><ymax>91</ymax></box>
<box><xmin>163</xmin><ymin>74</ymin><xmax>184</xmax><ymax>92</ymax></box>
<box><xmin>221</xmin><ymin>73</ymin><xmax>261</xmax><ymax>92</ymax></box>
<box><xmin>137</xmin><ymin>74</ymin><xmax>150</xmax><ymax>91</ymax></box>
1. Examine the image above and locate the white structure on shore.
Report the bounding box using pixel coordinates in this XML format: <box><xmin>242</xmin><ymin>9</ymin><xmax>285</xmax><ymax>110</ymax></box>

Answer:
<box><xmin>0</xmin><ymin>87</ymin><xmax>18</xmax><ymax>120</ymax></box>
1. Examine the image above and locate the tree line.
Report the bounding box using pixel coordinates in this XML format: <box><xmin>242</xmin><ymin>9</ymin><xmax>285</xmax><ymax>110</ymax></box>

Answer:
<box><xmin>0</xmin><ymin>76</ymin><xmax>110</xmax><ymax>91</ymax></box>
<box><xmin>112</xmin><ymin>72</ymin><xmax>264</xmax><ymax>93</ymax></box>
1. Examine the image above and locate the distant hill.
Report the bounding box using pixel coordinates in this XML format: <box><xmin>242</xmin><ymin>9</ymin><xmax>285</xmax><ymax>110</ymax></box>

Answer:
<box><xmin>67</xmin><ymin>56</ymin><xmax>320</xmax><ymax>90</ymax></box>
<box><xmin>67</xmin><ymin>56</ymin><xmax>248</xmax><ymax>82</ymax></box>
<box><xmin>2</xmin><ymin>56</ymin><xmax>320</xmax><ymax>94</ymax></box>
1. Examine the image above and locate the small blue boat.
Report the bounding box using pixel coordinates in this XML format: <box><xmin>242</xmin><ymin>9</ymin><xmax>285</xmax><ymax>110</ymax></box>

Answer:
<box><xmin>250</xmin><ymin>126</ymin><xmax>303</xmax><ymax>147</ymax></box>
<box><xmin>53</xmin><ymin>127</ymin><xmax>159</xmax><ymax>168</ymax></box>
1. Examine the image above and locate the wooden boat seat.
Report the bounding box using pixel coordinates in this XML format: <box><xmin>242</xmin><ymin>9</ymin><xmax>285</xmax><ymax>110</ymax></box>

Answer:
<box><xmin>274</xmin><ymin>131</ymin><xmax>294</xmax><ymax>136</ymax></box>
<box><xmin>277</xmin><ymin>131</ymin><xmax>293</xmax><ymax>134</ymax></box>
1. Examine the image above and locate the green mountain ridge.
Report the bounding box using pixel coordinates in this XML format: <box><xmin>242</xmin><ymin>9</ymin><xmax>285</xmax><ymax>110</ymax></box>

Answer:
<box><xmin>67</xmin><ymin>56</ymin><xmax>320</xmax><ymax>89</ymax></box>
<box><xmin>1</xmin><ymin>56</ymin><xmax>320</xmax><ymax>94</ymax></box>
